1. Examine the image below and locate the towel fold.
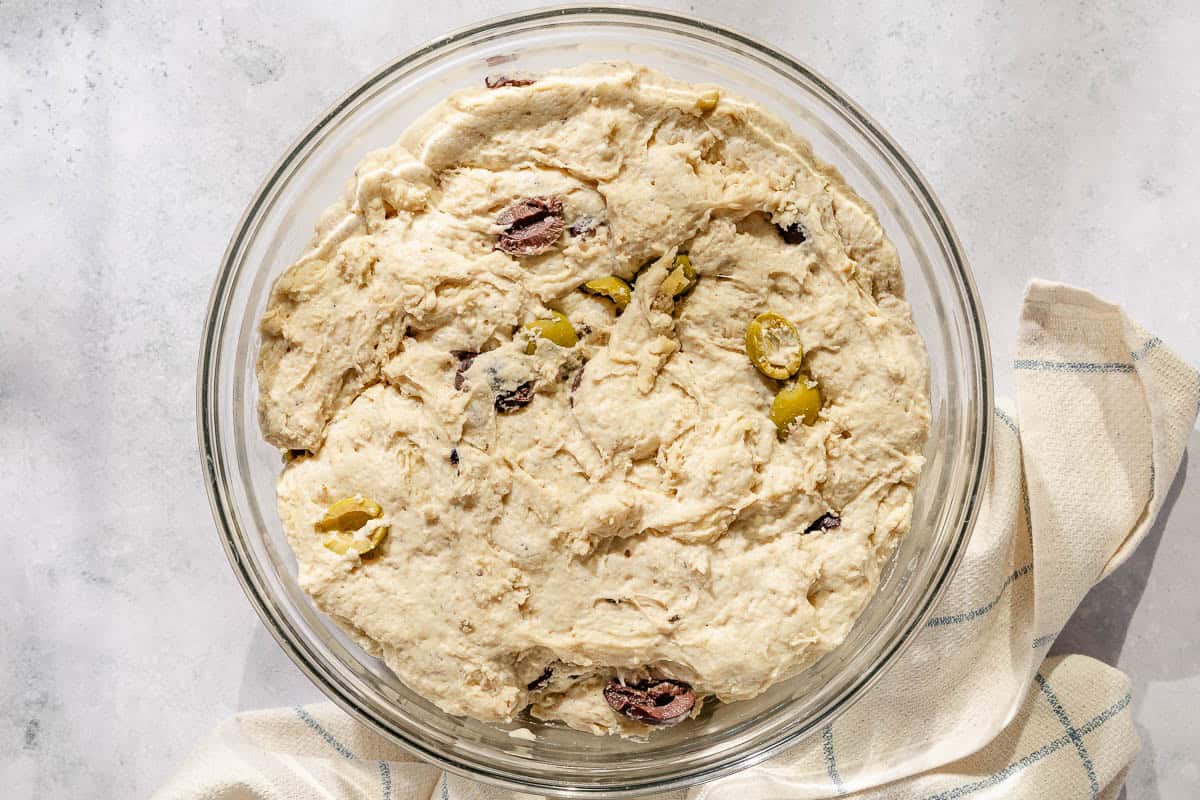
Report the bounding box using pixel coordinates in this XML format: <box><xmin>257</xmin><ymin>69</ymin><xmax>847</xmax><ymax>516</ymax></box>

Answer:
<box><xmin>156</xmin><ymin>281</ymin><xmax>1199</xmax><ymax>800</ymax></box>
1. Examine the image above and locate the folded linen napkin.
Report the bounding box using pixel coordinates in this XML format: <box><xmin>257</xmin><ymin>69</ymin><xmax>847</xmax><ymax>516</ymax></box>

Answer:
<box><xmin>157</xmin><ymin>281</ymin><xmax>1199</xmax><ymax>800</ymax></box>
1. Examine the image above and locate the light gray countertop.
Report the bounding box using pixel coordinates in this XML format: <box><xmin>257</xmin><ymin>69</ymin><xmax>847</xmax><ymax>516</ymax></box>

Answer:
<box><xmin>2</xmin><ymin>2</ymin><xmax>1197</xmax><ymax>797</ymax></box>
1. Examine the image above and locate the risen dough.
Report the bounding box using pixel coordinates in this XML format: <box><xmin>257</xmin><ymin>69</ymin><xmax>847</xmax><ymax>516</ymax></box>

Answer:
<box><xmin>257</xmin><ymin>63</ymin><xmax>930</xmax><ymax>735</ymax></box>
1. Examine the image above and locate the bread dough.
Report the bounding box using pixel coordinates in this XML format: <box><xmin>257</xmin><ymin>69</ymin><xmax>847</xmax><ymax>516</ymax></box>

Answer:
<box><xmin>257</xmin><ymin>63</ymin><xmax>930</xmax><ymax>735</ymax></box>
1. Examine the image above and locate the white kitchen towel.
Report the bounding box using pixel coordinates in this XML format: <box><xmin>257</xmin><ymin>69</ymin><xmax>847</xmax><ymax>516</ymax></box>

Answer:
<box><xmin>156</xmin><ymin>281</ymin><xmax>1200</xmax><ymax>800</ymax></box>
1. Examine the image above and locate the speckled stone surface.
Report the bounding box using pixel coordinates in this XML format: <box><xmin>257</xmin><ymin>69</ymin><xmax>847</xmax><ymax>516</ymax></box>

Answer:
<box><xmin>1</xmin><ymin>2</ymin><xmax>1197</xmax><ymax>798</ymax></box>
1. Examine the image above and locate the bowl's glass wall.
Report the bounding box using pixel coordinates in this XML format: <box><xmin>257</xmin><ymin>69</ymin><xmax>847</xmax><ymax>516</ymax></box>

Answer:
<box><xmin>199</xmin><ymin>8</ymin><xmax>990</xmax><ymax>796</ymax></box>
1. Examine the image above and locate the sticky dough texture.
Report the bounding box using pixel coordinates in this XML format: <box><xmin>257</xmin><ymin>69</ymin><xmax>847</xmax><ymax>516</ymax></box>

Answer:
<box><xmin>257</xmin><ymin>63</ymin><xmax>930</xmax><ymax>735</ymax></box>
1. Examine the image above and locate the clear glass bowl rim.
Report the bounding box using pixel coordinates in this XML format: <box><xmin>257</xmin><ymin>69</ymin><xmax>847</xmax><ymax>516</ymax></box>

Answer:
<box><xmin>197</xmin><ymin>4</ymin><xmax>993</xmax><ymax>795</ymax></box>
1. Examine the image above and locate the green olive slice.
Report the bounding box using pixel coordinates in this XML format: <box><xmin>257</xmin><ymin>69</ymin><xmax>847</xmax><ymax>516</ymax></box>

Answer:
<box><xmin>770</xmin><ymin>378</ymin><xmax>822</xmax><ymax>432</ymax></box>
<box><xmin>581</xmin><ymin>276</ymin><xmax>632</xmax><ymax>310</ymax></box>
<box><xmin>660</xmin><ymin>254</ymin><xmax>697</xmax><ymax>298</ymax></box>
<box><xmin>522</xmin><ymin>310</ymin><xmax>578</xmax><ymax>354</ymax></box>
<box><xmin>316</xmin><ymin>495</ymin><xmax>389</xmax><ymax>557</ymax></box>
<box><xmin>745</xmin><ymin>312</ymin><xmax>804</xmax><ymax>380</ymax></box>
<box><xmin>323</xmin><ymin>523</ymin><xmax>389</xmax><ymax>557</ymax></box>
<box><xmin>695</xmin><ymin>89</ymin><xmax>720</xmax><ymax>112</ymax></box>
<box><xmin>315</xmin><ymin>495</ymin><xmax>383</xmax><ymax>533</ymax></box>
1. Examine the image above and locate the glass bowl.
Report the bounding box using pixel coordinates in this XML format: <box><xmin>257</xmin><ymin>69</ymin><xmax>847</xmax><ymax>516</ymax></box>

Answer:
<box><xmin>197</xmin><ymin>5</ymin><xmax>992</xmax><ymax>796</ymax></box>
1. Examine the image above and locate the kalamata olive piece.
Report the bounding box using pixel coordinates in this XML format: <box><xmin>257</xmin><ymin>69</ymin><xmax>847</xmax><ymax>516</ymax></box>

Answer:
<box><xmin>496</xmin><ymin>196</ymin><xmax>565</xmax><ymax>256</ymax></box>
<box><xmin>494</xmin><ymin>381</ymin><xmax>535</xmax><ymax>413</ymax></box>
<box><xmin>451</xmin><ymin>350</ymin><xmax>479</xmax><ymax>390</ymax></box>
<box><xmin>527</xmin><ymin>667</ymin><xmax>553</xmax><ymax>691</ymax></box>
<box><xmin>777</xmin><ymin>221</ymin><xmax>808</xmax><ymax>244</ymax></box>
<box><xmin>804</xmin><ymin>512</ymin><xmax>841</xmax><ymax>534</ymax></box>
<box><xmin>485</xmin><ymin>74</ymin><xmax>535</xmax><ymax>88</ymax></box>
<box><xmin>603</xmin><ymin>678</ymin><xmax>696</xmax><ymax>726</ymax></box>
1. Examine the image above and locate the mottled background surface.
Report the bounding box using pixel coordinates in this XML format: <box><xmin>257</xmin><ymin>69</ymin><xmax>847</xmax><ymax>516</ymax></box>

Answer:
<box><xmin>1</xmin><ymin>1</ymin><xmax>1197</xmax><ymax>797</ymax></box>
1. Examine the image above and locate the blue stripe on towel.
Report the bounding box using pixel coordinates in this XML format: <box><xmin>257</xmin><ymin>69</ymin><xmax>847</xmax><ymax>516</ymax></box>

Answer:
<box><xmin>378</xmin><ymin>761</ymin><xmax>392</xmax><ymax>800</ymax></box>
<box><xmin>821</xmin><ymin>723</ymin><xmax>846</xmax><ymax>795</ymax></box>
<box><xmin>1035</xmin><ymin>673</ymin><xmax>1100</xmax><ymax>798</ymax></box>
<box><xmin>994</xmin><ymin>407</ymin><xmax>1018</xmax><ymax>433</ymax></box>
<box><xmin>1032</xmin><ymin>630</ymin><xmax>1059</xmax><ymax>650</ymax></box>
<box><xmin>1130</xmin><ymin>336</ymin><xmax>1161</xmax><ymax>361</ymax></box>
<box><xmin>921</xmin><ymin>692</ymin><xmax>1130</xmax><ymax>800</ymax></box>
<box><xmin>293</xmin><ymin>706</ymin><xmax>356</xmax><ymax>760</ymax></box>
<box><xmin>926</xmin><ymin>564</ymin><xmax>1033</xmax><ymax>628</ymax></box>
<box><xmin>1014</xmin><ymin>359</ymin><xmax>1134</xmax><ymax>374</ymax></box>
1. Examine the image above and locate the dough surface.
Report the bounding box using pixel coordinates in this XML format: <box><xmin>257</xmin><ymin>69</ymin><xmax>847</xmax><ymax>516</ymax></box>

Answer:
<box><xmin>257</xmin><ymin>63</ymin><xmax>930</xmax><ymax>735</ymax></box>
